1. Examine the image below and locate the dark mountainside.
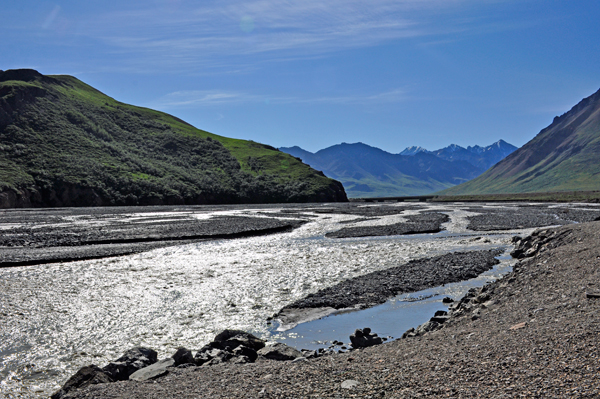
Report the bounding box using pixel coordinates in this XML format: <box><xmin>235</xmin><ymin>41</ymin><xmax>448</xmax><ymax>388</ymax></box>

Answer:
<box><xmin>280</xmin><ymin>141</ymin><xmax>517</xmax><ymax>198</ymax></box>
<box><xmin>0</xmin><ymin>69</ymin><xmax>347</xmax><ymax>208</ymax></box>
<box><xmin>443</xmin><ymin>88</ymin><xmax>600</xmax><ymax>195</ymax></box>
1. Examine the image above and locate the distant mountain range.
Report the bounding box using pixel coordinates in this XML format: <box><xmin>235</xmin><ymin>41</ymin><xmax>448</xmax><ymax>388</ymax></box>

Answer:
<box><xmin>280</xmin><ymin>140</ymin><xmax>517</xmax><ymax>197</ymax></box>
<box><xmin>443</xmin><ymin>87</ymin><xmax>600</xmax><ymax>195</ymax></box>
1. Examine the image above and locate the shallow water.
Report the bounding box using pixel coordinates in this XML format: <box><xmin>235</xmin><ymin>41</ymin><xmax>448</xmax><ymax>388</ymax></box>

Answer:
<box><xmin>0</xmin><ymin>202</ymin><xmax>544</xmax><ymax>397</ymax></box>
<box><xmin>270</xmin><ymin>253</ymin><xmax>516</xmax><ymax>350</ymax></box>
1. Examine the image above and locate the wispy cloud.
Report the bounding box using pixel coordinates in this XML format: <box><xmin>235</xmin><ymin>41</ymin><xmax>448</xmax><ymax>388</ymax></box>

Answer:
<box><xmin>80</xmin><ymin>0</ymin><xmax>514</xmax><ymax>71</ymax></box>
<box><xmin>153</xmin><ymin>88</ymin><xmax>408</xmax><ymax>108</ymax></box>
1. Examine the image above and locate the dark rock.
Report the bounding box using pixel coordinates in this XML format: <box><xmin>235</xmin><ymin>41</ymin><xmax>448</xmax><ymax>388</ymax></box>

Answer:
<box><xmin>442</xmin><ymin>297</ymin><xmax>454</xmax><ymax>304</ymax></box>
<box><xmin>213</xmin><ymin>329</ymin><xmax>266</xmax><ymax>351</ymax></box>
<box><xmin>434</xmin><ymin>310</ymin><xmax>448</xmax><ymax>317</ymax></box>
<box><xmin>129</xmin><ymin>358</ymin><xmax>174</xmax><ymax>381</ymax></box>
<box><xmin>350</xmin><ymin>328</ymin><xmax>383</xmax><ymax>348</ymax></box>
<box><xmin>402</xmin><ymin>328</ymin><xmax>416</xmax><ymax>339</ymax></box>
<box><xmin>415</xmin><ymin>320</ymin><xmax>441</xmax><ymax>335</ymax></box>
<box><xmin>102</xmin><ymin>347</ymin><xmax>158</xmax><ymax>381</ymax></box>
<box><xmin>301</xmin><ymin>349</ymin><xmax>318</xmax><ymax>359</ymax></box>
<box><xmin>430</xmin><ymin>315</ymin><xmax>450</xmax><ymax>324</ymax></box>
<box><xmin>232</xmin><ymin>345</ymin><xmax>258</xmax><ymax>362</ymax></box>
<box><xmin>257</xmin><ymin>343</ymin><xmax>303</xmax><ymax>361</ymax></box>
<box><xmin>203</xmin><ymin>349</ymin><xmax>234</xmax><ymax>366</ymax></box>
<box><xmin>172</xmin><ymin>347</ymin><xmax>195</xmax><ymax>366</ymax></box>
<box><xmin>51</xmin><ymin>365</ymin><xmax>113</xmax><ymax>399</ymax></box>
<box><xmin>194</xmin><ymin>347</ymin><xmax>226</xmax><ymax>366</ymax></box>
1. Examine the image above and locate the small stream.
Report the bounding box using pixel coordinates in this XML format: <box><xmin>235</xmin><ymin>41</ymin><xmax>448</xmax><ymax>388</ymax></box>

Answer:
<box><xmin>269</xmin><ymin>253</ymin><xmax>515</xmax><ymax>350</ymax></box>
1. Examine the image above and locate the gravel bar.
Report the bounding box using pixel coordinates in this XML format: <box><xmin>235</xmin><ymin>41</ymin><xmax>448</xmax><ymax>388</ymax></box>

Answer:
<box><xmin>277</xmin><ymin>249</ymin><xmax>502</xmax><ymax>312</ymax></box>
<box><xmin>0</xmin><ymin>206</ymin><xmax>306</xmax><ymax>267</ymax></box>
<box><xmin>465</xmin><ymin>205</ymin><xmax>600</xmax><ymax>231</ymax></box>
<box><xmin>325</xmin><ymin>212</ymin><xmax>450</xmax><ymax>238</ymax></box>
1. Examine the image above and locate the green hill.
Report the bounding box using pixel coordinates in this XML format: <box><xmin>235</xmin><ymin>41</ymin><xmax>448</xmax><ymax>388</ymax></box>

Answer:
<box><xmin>441</xmin><ymin>87</ymin><xmax>600</xmax><ymax>195</ymax></box>
<box><xmin>0</xmin><ymin>69</ymin><xmax>346</xmax><ymax>207</ymax></box>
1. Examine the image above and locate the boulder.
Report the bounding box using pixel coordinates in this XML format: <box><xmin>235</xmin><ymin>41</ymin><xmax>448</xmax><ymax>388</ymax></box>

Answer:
<box><xmin>51</xmin><ymin>365</ymin><xmax>113</xmax><ymax>399</ymax></box>
<box><xmin>415</xmin><ymin>320</ymin><xmax>441</xmax><ymax>335</ymax></box>
<box><xmin>232</xmin><ymin>345</ymin><xmax>258</xmax><ymax>362</ymax></box>
<box><xmin>129</xmin><ymin>358</ymin><xmax>175</xmax><ymax>381</ymax></box>
<box><xmin>172</xmin><ymin>347</ymin><xmax>195</xmax><ymax>366</ymax></box>
<box><xmin>194</xmin><ymin>347</ymin><xmax>227</xmax><ymax>366</ymax></box>
<box><xmin>349</xmin><ymin>328</ymin><xmax>383</xmax><ymax>348</ymax></box>
<box><xmin>257</xmin><ymin>343</ymin><xmax>303</xmax><ymax>361</ymax></box>
<box><xmin>102</xmin><ymin>347</ymin><xmax>157</xmax><ymax>381</ymax></box>
<box><xmin>203</xmin><ymin>349</ymin><xmax>234</xmax><ymax>366</ymax></box>
<box><xmin>213</xmin><ymin>329</ymin><xmax>266</xmax><ymax>351</ymax></box>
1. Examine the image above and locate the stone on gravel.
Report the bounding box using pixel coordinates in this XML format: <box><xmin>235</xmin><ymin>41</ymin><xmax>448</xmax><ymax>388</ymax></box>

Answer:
<box><xmin>129</xmin><ymin>358</ymin><xmax>175</xmax><ymax>381</ymax></box>
<box><xmin>341</xmin><ymin>380</ymin><xmax>360</xmax><ymax>389</ymax></box>
<box><xmin>510</xmin><ymin>322</ymin><xmax>527</xmax><ymax>330</ymax></box>
<box><xmin>51</xmin><ymin>365</ymin><xmax>113</xmax><ymax>399</ymax></box>
<box><xmin>172</xmin><ymin>347</ymin><xmax>195</xmax><ymax>366</ymax></box>
<box><xmin>350</xmin><ymin>328</ymin><xmax>383</xmax><ymax>348</ymax></box>
<box><xmin>102</xmin><ymin>347</ymin><xmax>157</xmax><ymax>381</ymax></box>
<box><xmin>257</xmin><ymin>343</ymin><xmax>303</xmax><ymax>361</ymax></box>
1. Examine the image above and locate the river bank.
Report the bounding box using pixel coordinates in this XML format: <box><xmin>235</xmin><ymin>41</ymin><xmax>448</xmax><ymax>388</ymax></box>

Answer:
<box><xmin>59</xmin><ymin>221</ymin><xmax>600</xmax><ymax>398</ymax></box>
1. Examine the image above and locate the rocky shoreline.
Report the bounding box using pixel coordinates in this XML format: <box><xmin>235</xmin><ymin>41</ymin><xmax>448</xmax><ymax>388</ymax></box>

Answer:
<box><xmin>57</xmin><ymin>221</ymin><xmax>600</xmax><ymax>398</ymax></box>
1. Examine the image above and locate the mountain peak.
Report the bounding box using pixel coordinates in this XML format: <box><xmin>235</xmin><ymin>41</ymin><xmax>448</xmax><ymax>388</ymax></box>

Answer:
<box><xmin>0</xmin><ymin>69</ymin><xmax>45</xmax><ymax>83</ymax></box>
<box><xmin>400</xmin><ymin>146</ymin><xmax>429</xmax><ymax>156</ymax></box>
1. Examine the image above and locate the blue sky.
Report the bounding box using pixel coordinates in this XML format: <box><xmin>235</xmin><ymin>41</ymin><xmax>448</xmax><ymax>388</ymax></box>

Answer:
<box><xmin>3</xmin><ymin>0</ymin><xmax>600</xmax><ymax>153</ymax></box>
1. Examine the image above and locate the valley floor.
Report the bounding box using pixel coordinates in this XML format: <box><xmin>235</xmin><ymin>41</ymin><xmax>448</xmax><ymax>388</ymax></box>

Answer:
<box><xmin>62</xmin><ymin>221</ymin><xmax>600</xmax><ymax>398</ymax></box>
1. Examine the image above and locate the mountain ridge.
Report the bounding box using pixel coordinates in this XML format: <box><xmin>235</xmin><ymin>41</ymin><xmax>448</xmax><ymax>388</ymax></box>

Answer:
<box><xmin>442</xmin><ymin>87</ymin><xmax>600</xmax><ymax>195</ymax></box>
<box><xmin>280</xmin><ymin>140</ymin><xmax>517</xmax><ymax>197</ymax></box>
<box><xmin>0</xmin><ymin>69</ymin><xmax>347</xmax><ymax>208</ymax></box>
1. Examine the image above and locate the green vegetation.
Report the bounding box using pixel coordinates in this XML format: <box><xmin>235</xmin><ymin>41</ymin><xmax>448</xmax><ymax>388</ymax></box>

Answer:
<box><xmin>0</xmin><ymin>70</ymin><xmax>346</xmax><ymax>207</ymax></box>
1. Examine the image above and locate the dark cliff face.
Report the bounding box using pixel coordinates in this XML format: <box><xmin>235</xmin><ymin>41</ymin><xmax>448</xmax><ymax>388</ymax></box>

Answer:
<box><xmin>0</xmin><ymin>69</ymin><xmax>347</xmax><ymax>208</ymax></box>
<box><xmin>443</xmin><ymin>87</ymin><xmax>600</xmax><ymax>195</ymax></box>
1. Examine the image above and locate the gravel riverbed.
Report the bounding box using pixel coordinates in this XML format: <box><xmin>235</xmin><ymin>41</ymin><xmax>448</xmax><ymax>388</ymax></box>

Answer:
<box><xmin>2</xmin><ymin>202</ymin><xmax>600</xmax><ymax>398</ymax></box>
<box><xmin>61</xmin><ymin>221</ymin><xmax>600</xmax><ymax>398</ymax></box>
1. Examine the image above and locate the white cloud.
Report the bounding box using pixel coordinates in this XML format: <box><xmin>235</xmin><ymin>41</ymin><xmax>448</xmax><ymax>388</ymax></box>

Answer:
<box><xmin>153</xmin><ymin>88</ymin><xmax>408</xmax><ymax>108</ymax></box>
<box><xmin>84</xmin><ymin>0</ymin><xmax>512</xmax><ymax>70</ymax></box>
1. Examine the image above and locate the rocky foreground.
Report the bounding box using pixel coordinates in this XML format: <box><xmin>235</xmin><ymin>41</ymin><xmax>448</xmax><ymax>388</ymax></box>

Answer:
<box><xmin>57</xmin><ymin>221</ymin><xmax>600</xmax><ymax>398</ymax></box>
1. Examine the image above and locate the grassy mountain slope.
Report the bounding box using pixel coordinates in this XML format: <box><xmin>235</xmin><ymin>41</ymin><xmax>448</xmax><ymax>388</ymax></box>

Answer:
<box><xmin>0</xmin><ymin>69</ymin><xmax>346</xmax><ymax>207</ymax></box>
<box><xmin>442</xmin><ymin>88</ymin><xmax>600</xmax><ymax>195</ymax></box>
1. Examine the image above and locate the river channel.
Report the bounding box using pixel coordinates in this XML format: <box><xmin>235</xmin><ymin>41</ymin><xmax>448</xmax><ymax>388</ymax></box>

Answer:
<box><xmin>2</xmin><ymin>202</ymin><xmax>595</xmax><ymax>398</ymax></box>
